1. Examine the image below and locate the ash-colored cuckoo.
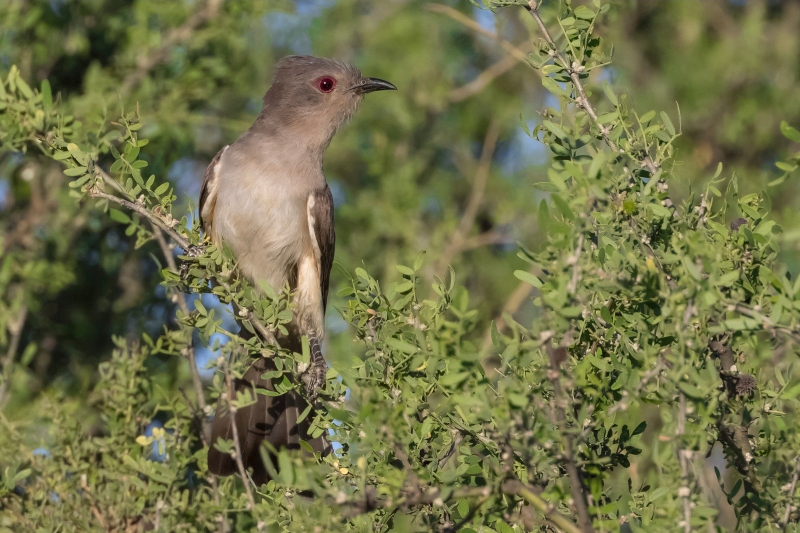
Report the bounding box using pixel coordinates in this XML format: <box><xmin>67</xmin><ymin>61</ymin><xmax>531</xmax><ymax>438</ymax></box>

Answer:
<box><xmin>200</xmin><ymin>56</ymin><xmax>395</xmax><ymax>484</ymax></box>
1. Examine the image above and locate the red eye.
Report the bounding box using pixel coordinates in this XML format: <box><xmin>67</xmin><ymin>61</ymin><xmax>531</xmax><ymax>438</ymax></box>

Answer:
<box><xmin>316</xmin><ymin>76</ymin><xmax>336</xmax><ymax>93</ymax></box>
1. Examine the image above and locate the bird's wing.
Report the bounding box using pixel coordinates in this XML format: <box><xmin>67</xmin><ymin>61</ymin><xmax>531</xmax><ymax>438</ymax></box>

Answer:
<box><xmin>199</xmin><ymin>145</ymin><xmax>228</xmax><ymax>238</ymax></box>
<box><xmin>306</xmin><ymin>185</ymin><xmax>336</xmax><ymax>313</ymax></box>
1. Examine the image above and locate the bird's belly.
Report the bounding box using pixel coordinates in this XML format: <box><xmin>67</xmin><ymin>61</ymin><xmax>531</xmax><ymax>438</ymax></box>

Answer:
<box><xmin>214</xmin><ymin>187</ymin><xmax>308</xmax><ymax>293</ymax></box>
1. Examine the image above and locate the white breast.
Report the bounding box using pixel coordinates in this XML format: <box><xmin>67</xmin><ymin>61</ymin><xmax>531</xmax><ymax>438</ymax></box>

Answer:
<box><xmin>211</xmin><ymin>141</ymin><xmax>320</xmax><ymax>294</ymax></box>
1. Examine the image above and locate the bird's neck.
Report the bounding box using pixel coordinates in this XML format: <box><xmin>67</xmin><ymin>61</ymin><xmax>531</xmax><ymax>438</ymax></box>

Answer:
<box><xmin>243</xmin><ymin>121</ymin><xmax>331</xmax><ymax>167</ymax></box>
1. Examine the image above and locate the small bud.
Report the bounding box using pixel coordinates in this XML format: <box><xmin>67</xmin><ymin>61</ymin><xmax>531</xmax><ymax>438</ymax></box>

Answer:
<box><xmin>678</xmin><ymin>487</ymin><xmax>690</xmax><ymax>498</ymax></box>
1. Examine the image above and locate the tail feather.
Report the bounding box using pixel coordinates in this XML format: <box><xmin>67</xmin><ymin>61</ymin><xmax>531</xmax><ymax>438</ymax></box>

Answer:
<box><xmin>207</xmin><ymin>356</ymin><xmax>329</xmax><ymax>486</ymax></box>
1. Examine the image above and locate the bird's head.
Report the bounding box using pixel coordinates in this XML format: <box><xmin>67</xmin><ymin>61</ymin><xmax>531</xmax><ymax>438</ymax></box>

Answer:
<box><xmin>257</xmin><ymin>55</ymin><xmax>396</xmax><ymax>149</ymax></box>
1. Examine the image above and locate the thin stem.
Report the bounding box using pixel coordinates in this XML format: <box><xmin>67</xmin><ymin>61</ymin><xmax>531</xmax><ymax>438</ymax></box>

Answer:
<box><xmin>436</xmin><ymin>121</ymin><xmax>501</xmax><ymax>274</ymax></box>
<box><xmin>524</xmin><ymin>2</ymin><xmax>658</xmax><ymax>175</ymax></box>
<box><xmin>151</xmin><ymin>224</ymin><xmax>208</xmax><ymax>422</ymax></box>
<box><xmin>677</xmin><ymin>394</ymin><xmax>692</xmax><ymax>533</ymax></box>
<box><xmin>427</xmin><ymin>5</ymin><xmax>534</xmax><ymax>66</ymax></box>
<box><xmin>89</xmin><ymin>187</ymin><xmax>190</xmax><ymax>250</ymax></box>
<box><xmin>547</xmin><ymin>349</ymin><xmax>594</xmax><ymax>533</ymax></box>
<box><xmin>224</xmin><ymin>365</ymin><xmax>257</xmax><ymax>511</ymax></box>
<box><xmin>481</xmin><ymin>266</ymin><xmax>540</xmax><ymax>352</ymax></box>
<box><xmin>503</xmin><ymin>480</ymin><xmax>583</xmax><ymax>533</ymax></box>
<box><xmin>782</xmin><ymin>458</ymin><xmax>800</xmax><ymax>528</ymax></box>
<box><xmin>0</xmin><ymin>305</ymin><xmax>28</xmax><ymax>407</ymax></box>
<box><xmin>566</xmin><ymin>232</ymin><xmax>585</xmax><ymax>295</ymax></box>
<box><xmin>450</xmin><ymin>45</ymin><xmax>532</xmax><ymax>103</ymax></box>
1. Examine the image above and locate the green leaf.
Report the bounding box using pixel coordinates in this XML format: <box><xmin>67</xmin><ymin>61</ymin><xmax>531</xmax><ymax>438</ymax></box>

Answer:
<box><xmin>542</xmin><ymin>120</ymin><xmax>568</xmax><ymax>140</ymax></box>
<box><xmin>396</xmin><ymin>265</ymin><xmax>415</xmax><ymax>276</ymax></box>
<box><xmin>63</xmin><ymin>167</ymin><xmax>87</xmax><ymax>177</ymax></box>
<box><xmin>542</xmin><ymin>77</ymin><xmax>566</xmax><ymax>98</ymax></box>
<box><xmin>661</xmin><ymin>111</ymin><xmax>676</xmax><ymax>136</ymax></box>
<box><xmin>40</xmin><ymin>80</ymin><xmax>52</xmax><ymax>112</ymax></box>
<box><xmin>15</xmin><ymin>76</ymin><xmax>33</xmax><ymax>99</ymax></box>
<box><xmin>532</xmin><ymin>182</ymin><xmax>560</xmax><ymax>192</ymax></box>
<box><xmin>385</xmin><ymin>337</ymin><xmax>418</xmax><ymax>354</ymax></box>
<box><xmin>154</xmin><ymin>182</ymin><xmax>170</xmax><ymax>196</ymax></box>
<box><xmin>514</xmin><ymin>270</ymin><xmax>542</xmax><ymax>287</ymax></box>
<box><xmin>603</xmin><ymin>84</ymin><xmax>618</xmax><ymax>106</ymax></box>
<box><xmin>678</xmin><ymin>382</ymin><xmax>705</xmax><ymax>400</ymax></box>
<box><xmin>109</xmin><ymin>209</ymin><xmax>131</xmax><ymax>224</ymax></box>
<box><xmin>780</xmin><ymin>120</ymin><xmax>800</xmax><ymax>143</ymax></box>
<box><xmin>440</xmin><ymin>371</ymin><xmax>470</xmax><ymax>387</ymax></box>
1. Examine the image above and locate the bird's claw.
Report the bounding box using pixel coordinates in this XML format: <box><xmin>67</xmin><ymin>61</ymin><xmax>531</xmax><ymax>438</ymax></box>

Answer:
<box><xmin>303</xmin><ymin>362</ymin><xmax>327</xmax><ymax>401</ymax></box>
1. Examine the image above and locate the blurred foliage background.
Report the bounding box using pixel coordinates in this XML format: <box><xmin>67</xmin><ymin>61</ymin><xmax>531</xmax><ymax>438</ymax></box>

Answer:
<box><xmin>1</xmin><ymin>0</ymin><xmax>800</xmax><ymax>494</ymax></box>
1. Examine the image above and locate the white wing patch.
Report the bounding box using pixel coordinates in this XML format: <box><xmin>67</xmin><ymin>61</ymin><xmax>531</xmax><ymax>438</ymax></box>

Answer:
<box><xmin>306</xmin><ymin>194</ymin><xmax>322</xmax><ymax>263</ymax></box>
<box><xmin>293</xmin><ymin>193</ymin><xmax>325</xmax><ymax>338</ymax></box>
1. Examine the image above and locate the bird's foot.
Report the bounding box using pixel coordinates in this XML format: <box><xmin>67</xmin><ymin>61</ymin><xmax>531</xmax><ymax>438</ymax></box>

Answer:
<box><xmin>302</xmin><ymin>361</ymin><xmax>327</xmax><ymax>401</ymax></box>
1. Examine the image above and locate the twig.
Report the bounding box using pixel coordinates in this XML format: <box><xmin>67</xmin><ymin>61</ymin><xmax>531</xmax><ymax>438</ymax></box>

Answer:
<box><xmin>89</xmin><ymin>187</ymin><xmax>190</xmax><ymax>250</ymax></box>
<box><xmin>481</xmin><ymin>267</ymin><xmax>539</xmax><ymax>352</ymax></box>
<box><xmin>677</xmin><ymin>394</ymin><xmax>692</xmax><ymax>533</ymax></box>
<box><xmin>566</xmin><ymin>232</ymin><xmax>585</xmax><ymax>295</ymax></box>
<box><xmin>334</xmin><ymin>477</ymin><xmax>582</xmax><ymax>532</ymax></box>
<box><xmin>436</xmin><ymin>121</ymin><xmax>500</xmax><ymax>273</ymax></box>
<box><xmin>503</xmin><ymin>480</ymin><xmax>583</xmax><ymax>533</ymax></box>
<box><xmin>426</xmin><ymin>5</ymin><xmax>534</xmax><ymax>66</ymax></box>
<box><xmin>224</xmin><ymin>366</ymin><xmax>257</xmax><ymax>511</ymax></box>
<box><xmin>546</xmin><ymin>348</ymin><xmax>594</xmax><ymax>533</ymax></box>
<box><xmin>523</xmin><ymin>2</ymin><xmax>658</xmax><ymax>175</ymax></box>
<box><xmin>450</xmin><ymin>46</ymin><xmax>531</xmax><ymax>102</ymax></box>
<box><xmin>460</xmin><ymin>230</ymin><xmax>512</xmax><ymax>252</ymax></box>
<box><xmin>0</xmin><ymin>305</ymin><xmax>28</xmax><ymax>407</ymax></box>
<box><xmin>152</xmin><ymin>224</ymin><xmax>209</xmax><ymax>440</ymax></box>
<box><xmin>120</xmin><ymin>0</ymin><xmax>224</xmax><ymax>94</ymax></box>
<box><xmin>782</xmin><ymin>458</ymin><xmax>800</xmax><ymax>528</ymax></box>
<box><xmin>732</xmin><ymin>304</ymin><xmax>800</xmax><ymax>344</ymax></box>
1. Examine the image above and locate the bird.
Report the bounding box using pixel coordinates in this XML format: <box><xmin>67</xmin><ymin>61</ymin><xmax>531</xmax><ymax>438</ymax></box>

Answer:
<box><xmin>200</xmin><ymin>55</ymin><xmax>396</xmax><ymax>485</ymax></box>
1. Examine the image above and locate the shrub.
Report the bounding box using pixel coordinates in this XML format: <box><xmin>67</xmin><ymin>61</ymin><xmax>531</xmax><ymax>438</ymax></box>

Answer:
<box><xmin>2</xmin><ymin>1</ymin><xmax>800</xmax><ymax>532</ymax></box>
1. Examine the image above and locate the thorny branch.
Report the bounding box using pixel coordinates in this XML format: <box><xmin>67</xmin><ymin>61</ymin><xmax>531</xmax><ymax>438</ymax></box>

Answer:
<box><xmin>524</xmin><ymin>1</ymin><xmax>659</xmax><ymax>175</ymax></box>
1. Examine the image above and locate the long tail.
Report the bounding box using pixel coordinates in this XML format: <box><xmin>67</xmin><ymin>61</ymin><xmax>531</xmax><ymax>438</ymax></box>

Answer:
<box><xmin>206</xmin><ymin>356</ymin><xmax>328</xmax><ymax>486</ymax></box>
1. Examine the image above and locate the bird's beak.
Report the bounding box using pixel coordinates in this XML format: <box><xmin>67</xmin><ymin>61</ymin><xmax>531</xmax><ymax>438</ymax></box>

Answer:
<box><xmin>351</xmin><ymin>77</ymin><xmax>397</xmax><ymax>95</ymax></box>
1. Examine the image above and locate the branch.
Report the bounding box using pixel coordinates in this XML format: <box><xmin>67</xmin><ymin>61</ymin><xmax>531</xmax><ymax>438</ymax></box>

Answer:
<box><xmin>334</xmin><ymin>478</ymin><xmax>582</xmax><ymax>533</ymax></box>
<box><xmin>426</xmin><ymin>4</ymin><xmax>534</xmax><ymax>66</ymax></box>
<box><xmin>460</xmin><ymin>230</ymin><xmax>512</xmax><ymax>252</ymax></box>
<box><xmin>224</xmin><ymin>366</ymin><xmax>257</xmax><ymax>511</ymax></box>
<box><xmin>0</xmin><ymin>305</ymin><xmax>28</xmax><ymax>407</ymax></box>
<box><xmin>782</xmin><ymin>458</ymin><xmax>800</xmax><ymax>529</ymax></box>
<box><xmin>436</xmin><ymin>121</ymin><xmax>500</xmax><ymax>273</ymax></box>
<box><xmin>88</xmin><ymin>187</ymin><xmax>191</xmax><ymax>250</ymax></box>
<box><xmin>450</xmin><ymin>46</ymin><xmax>532</xmax><ymax>103</ymax></box>
<box><xmin>523</xmin><ymin>2</ymin><xmax>659</xmax><ymax>175</ymax></box>
<box><xmin>677</xmin><ymin>394</ymin><xmax>692</xmax><ymax>533</ymax></box>
<box><xmin>120</xmin><ymin>0</ymin><xmax>224</xmax><ymax>95</ymax></box>
<box><xmin>566</xmin><ymin>232</ymin><xmax>585</xmax><ymax>295</ymax></box>
<box><xmin>547</xmin><ymin>347</ymin><xmax>594</xmax><ymax>533</ymax></box>
<box><xmin>503</xmin><ymin>480</ymin><xmax>583</xmax><ymax>533</ymax></box>
<box><xmin>732</xmin><ymin>304</ymin><xmax>800</xmax><ymax>344</ymax></box>
<box><xmin>481</xmin><ymin>266</ymin><xmax>539</xmax><ymax>352</ymax></box>
<box><xmin>152</xmin><ymin>223</ymin><xmax>209</xmax><ymax>442</ymax></box>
